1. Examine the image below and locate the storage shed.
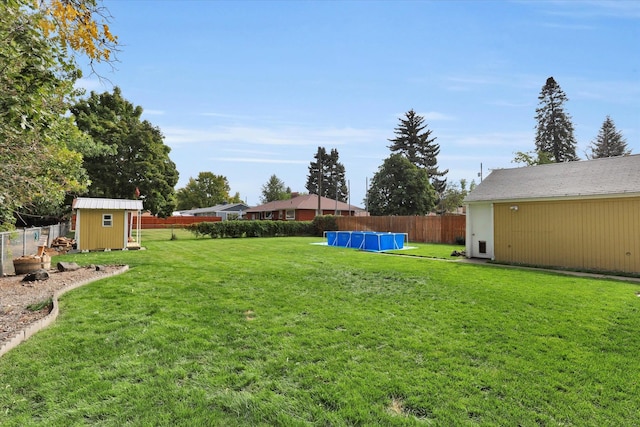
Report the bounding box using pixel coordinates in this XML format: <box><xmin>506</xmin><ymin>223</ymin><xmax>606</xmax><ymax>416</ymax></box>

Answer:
<box><xmin>464</xmin><ymin>155</ymin><xmax>640</xmax><ymax>274</ymax></box>
<box><xmin>73</xmin><ymin>197</ymin><xmax>143</xmax><ymax>251</ymax></box>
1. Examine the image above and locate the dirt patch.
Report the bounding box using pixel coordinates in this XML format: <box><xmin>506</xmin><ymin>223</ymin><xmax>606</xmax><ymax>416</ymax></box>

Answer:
<box><xmin>0</xmin><ymin>265</ymin><xmax>125</xmax><ymax>348</ymax></box>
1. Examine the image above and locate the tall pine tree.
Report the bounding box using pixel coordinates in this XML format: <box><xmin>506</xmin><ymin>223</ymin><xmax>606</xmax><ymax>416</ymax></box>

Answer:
<box><xmin>534</xmin><ymin>77</ymin><xmax>578</xmax><ymax>163</ymax></box>
<box><xmin>388</xmin><ymin>109</ymin><xmax>448</xmax><ymax>194</ymax></box>
<box><xmin>588</xmin><ymin>116</ymin><xmax>630</xmax><ymax>158</ymax></box>
<box><xmin>305</xmin><ymin>147</ymin><xmax>348</xmax><ymax>202</ymax></box>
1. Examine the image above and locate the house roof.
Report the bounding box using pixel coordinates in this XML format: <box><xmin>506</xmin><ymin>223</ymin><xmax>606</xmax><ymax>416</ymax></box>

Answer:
<box><xmin>73</xmin><ymin>197</ymin><xmax>144</xmax><ymax>211</ymax></box>
<box><xmin>247</xmin><ymin>194</ymin><xmax>363</xmax><ymax>212</ymax></box>
<box><xmin>465</xmin><ymin>155</ymin><xmax>640</xmax><ymax>203</ymax></box>
<box><xmin>178</xmin><ymin>202</ymin><xmax>251</xmax><ymax>215</ymax></box>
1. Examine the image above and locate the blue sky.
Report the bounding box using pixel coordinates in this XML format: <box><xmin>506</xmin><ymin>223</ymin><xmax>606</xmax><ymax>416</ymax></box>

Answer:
<box><xmin>79</xmin><ymin>0</ymin><xmax>640</xmax><ymax>207</ymax></box>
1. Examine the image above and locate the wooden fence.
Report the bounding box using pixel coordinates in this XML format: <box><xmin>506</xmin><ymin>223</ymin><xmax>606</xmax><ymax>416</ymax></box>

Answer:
<box><xmin>134</xmin><ymin>216</ymin><xmax>222</xmax><ymax>229</ymax></box>
<box><xmin>335</xmin><ymin>215</ymin><xmax>466</xmax><ymax>244</ymax></box>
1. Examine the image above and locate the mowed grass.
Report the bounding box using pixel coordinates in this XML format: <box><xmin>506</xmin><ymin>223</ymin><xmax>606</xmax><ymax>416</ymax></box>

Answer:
<box><xmin>387</xmin><ymin>242</ymin><xmax>466</xmax><ymax>259</ymax></box>
<box><xmin>1</xmin><ymin>230</ymin><xmax>639</xmax><ymax>426</ymax></box>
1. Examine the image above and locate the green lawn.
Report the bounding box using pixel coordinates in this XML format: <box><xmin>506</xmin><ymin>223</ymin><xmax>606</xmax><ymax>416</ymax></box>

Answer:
<box><xmin>1</xmin><ymin>230</ymin><xmax>638</xmax><ymax>426</ymax></box>
<box><xmin>387</xmin><ymin>242</ymin><xmax>466</xmax><ymax>259</ymax></box>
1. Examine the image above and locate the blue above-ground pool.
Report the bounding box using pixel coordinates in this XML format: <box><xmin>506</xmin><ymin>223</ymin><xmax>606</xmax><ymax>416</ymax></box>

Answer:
<box><xmin>326</xmin><ymin>231</ymin><xmax>338</xmax><ymax>246</ymax></box>
<box><xmin>324</xmin><ymin>231</ymin><xmax>406</xmax><ymax>251</ymax></box>
<box><xmin>350</xmin><ymin>231</ymin><xmax>367</xmax><ymax>250</ymax></box>
<box><xmin>336</xmin><ymin>231</ymin><xmax>352</xmax><ymax>247</ymax></box>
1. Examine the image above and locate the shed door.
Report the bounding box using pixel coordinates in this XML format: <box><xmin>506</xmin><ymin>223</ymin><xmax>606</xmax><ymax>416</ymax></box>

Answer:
<box><xmin>467</xmin><ymin>203</ymin><xmax>493</xmax><ymax>259</ymax></box>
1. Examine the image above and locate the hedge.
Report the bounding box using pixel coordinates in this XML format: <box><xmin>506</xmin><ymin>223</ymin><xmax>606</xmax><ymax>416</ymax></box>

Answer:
<box><xmin>185</xmin><ymin>220</ymin><xmax>316</xmax><ymax>239</ymax></box>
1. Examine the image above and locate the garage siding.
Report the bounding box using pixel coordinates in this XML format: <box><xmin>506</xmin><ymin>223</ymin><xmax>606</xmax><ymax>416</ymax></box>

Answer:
<box><xmin>494</xmin><ymin>198</ymin><xmax>640</xmax><ymax>274</ymax></box>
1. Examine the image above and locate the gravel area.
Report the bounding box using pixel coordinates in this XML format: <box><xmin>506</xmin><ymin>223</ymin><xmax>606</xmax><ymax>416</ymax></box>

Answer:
<box><xmin>0</xmin><ymin>265</ymin><xmax>125</xmax><ymax>348</ymax></box>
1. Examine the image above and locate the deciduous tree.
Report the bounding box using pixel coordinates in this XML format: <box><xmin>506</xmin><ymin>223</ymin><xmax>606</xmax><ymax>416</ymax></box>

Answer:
<box><xmin>366</xmin><ymin>154</ymin><xmax>436</xmax><ymax>216</ymax></box>
<box><xmin>534</xmin><ymin>77</ymin><xmax>578</xmax><ymax>163</ymax></box>
<box><xmin>305</xmin><ymin>147</ymin><xmax>348</xmax><ymax>202</ymax></box>
<box><xmin>176</xmin><ymin>172</ymin><xmax>240</xmax><ymax>210</ymax></box>
<box><xmin>438</xmin><ymin>179</ymin><xmax>476</xmax><ymax>214</ymax></box>
<box><xmin>0</xmin><ymin>2</ymin><xmax>80</xmax><ymax>228</ymax></box>
<box><xmin>38</xmin><ymin>0</ymin><xmax>119</xmax><ymax>70</ymax></box>
<box><xmin>512</xmin><ymin>150</ymin><xmax>553</xmax><ymax>166</ymax></box>
<box><xmin>0</xmin><ymin>0</ymin><xmax>119</xmax><ymax>229</ymax></box>
<box><xmin>588</xmin><ymin>116</ymin><xmax>630</xmax><ymax>158</ymax></box>
<box><xmin>71</xmin><ymin>87</ymin><xmax>179</xmax><ymax>217</ymax></box>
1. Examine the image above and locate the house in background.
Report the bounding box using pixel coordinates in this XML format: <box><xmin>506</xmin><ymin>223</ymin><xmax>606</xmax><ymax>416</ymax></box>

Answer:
<box><xmin>176</xmin><ymin>202</ymin><xmax>251</xmax><ymax>220</ymax></box>
<box><xmin>73</xmin><ymin>197</ymin><xmax>143</xmax><ymax>251</ymax></box>
<box><xmin>464</xmin><ymin>155</ymin><xmax>640</xmax><ymax>274</ymax></box>
<box><xmin>246</xmin><ymin>194</ymin><xmax>365</xmax><ymax>221</ymax></box>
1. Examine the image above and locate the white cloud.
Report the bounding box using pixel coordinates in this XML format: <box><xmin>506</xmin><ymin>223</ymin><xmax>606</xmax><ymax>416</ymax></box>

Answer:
<box><xmin>538</xmin><ymin>22</ymin><xmax>595</xmax><ymax>30</ymax></box>
<box><xmin>221</xmin><ymin>148</ymin><xmax>279</xmax><ymax>156</ymax></box>
<box><xmin>539</xmin><ymin>1</ymin><xmax>640</xmax><ymax>19</ymax></box>
<box><xmin>445</xmin><ymin>73</ymin><xmax>544</xmax><ymax>92</ymax></box>
<box><xmin>447</xmin><ymin>131</ymin><xmax>532</xmax><ymax>148</ymax></box>
<box><xmin>567</xmin><ymin>78</ymin><xmax>640</xmax><ymax>104</ymax></box>
<box><xmin>214</xmin><ymin>157</ymin><xmax>308</xmax><ymax>164</ymax></box>
<box><xmin>487</xmin><ymin>100</ymin><xmax>533</xmax><ymax>108</ymax></box>
<box><xmin>163</xmin><ymin>125</ymin><xmax>384</xmax><ymax>148</ymax></box>
<box><xmin>200</xmin><ymin>112</ymin><xmax>249</xmax><ymax>119</ymax></box>
<box><xmin>142</xmin><ymin>109</ymin><xmax>165</xmax><ymax>116</ymax></box>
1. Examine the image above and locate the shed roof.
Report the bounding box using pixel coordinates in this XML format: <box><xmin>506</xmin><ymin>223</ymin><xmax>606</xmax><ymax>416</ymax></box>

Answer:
<box><xmin>465</xmin><ymin>155</ymin><xmax>640</xmax><ymax>203</ymax></box>
<box><xmin>247</xmin><ymin>194</ymin><xmax>363</xmax><ymax>212</ymax></box>
<box><xmin>73</xmin><ymin>197</ymin><xmax>143</xmax><ymax>210</ymax></box>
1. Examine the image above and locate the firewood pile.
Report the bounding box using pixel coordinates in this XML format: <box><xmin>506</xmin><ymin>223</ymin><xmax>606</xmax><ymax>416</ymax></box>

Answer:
<box><xmin>50</xmin><ymin>237</ymin><xmax>76</xmax><ymax>252</ymax></box>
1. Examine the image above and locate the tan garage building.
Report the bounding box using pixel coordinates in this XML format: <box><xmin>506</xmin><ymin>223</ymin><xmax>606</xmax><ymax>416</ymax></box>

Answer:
<box><xmin>464</xmin><ymin>155</ymin><xmax>640</xmax><ymax>274</ymax></box>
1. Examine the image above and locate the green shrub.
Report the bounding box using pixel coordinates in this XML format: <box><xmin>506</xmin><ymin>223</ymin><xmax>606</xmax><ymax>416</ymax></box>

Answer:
<box><xmin>185</xmin><ymin>220</ymin><xmax>314</xmax><ymax>239</ymax></box>
<box><xmin>312</xmin><ymin>215</ymin><xmax>338</xmax><ymax>237</ymax></box>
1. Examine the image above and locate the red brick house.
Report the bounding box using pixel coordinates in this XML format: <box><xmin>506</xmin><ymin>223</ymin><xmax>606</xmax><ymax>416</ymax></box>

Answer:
<box><xmin>245</xmin><ymin>194</ymin><xmax>365</xmax><ymax>221</ymax></box>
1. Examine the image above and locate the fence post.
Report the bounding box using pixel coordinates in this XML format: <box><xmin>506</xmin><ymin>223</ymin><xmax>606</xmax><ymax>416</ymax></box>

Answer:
<box><xmin>0</xmin><ymin>234</ymin><xmax>4</xmax><ymax>276</ymax></box>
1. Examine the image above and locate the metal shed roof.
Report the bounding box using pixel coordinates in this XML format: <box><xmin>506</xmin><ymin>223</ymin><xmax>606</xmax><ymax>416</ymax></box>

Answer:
<box><xmin>465</xmin><ymin>155</ymin><xmax>640</xmax><ymax>203</ymax></box>
<box><xmin>73</xmin><ymin>197</ymin><xmax>143</xmax><ymax>210</ymax></box>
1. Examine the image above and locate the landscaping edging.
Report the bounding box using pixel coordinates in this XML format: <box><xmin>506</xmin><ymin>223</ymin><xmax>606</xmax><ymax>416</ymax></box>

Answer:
<box><xmin>0</xmin><ymin>265</ymin><xmax>129</xmax><ymax>358</ymax></box>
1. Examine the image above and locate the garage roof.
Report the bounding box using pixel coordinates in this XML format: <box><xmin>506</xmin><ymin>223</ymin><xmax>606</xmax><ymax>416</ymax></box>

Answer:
<box><xmin>73</xmin><ymin>197</ymin><xmax>143</xmax><ymax>210</ymax></box>
<box><xmin>246</xmin><ymin>194</ymin><xmax>363</xmax><ymax>213</ymax></box>
<box><xmin>465</xmin><ymin>154</ymin><xmax>640</xmax><ymax>203</ymax></box>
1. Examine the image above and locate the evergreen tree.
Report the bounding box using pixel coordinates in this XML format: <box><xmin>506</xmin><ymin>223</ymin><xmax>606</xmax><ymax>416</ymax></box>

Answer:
<box><xmin>260</xmin><ymin>174</ymin><xmax>291</xmax><ymax>203</ymax></box>
<box><xmin>534</xmin><ymin>77</ymin><xmax>579</xmax><ymax>162</ymax></box>
<box><xmin>71</xmin><ymin>87</ymin><xmax>179</xmax><ymax>217</ymax></box>
<box><xmin>388</xmin><ymin>109</ymin><xmax>448</xmax><ymax>193</ymax></box>
<box><xmin>588</xmin><ymin>116</ymin><xmax>630</xmax><ymax>158</ymax></box>
<box><xmin>305</xmin><ymin>147</ymin><xmax>348</xmax><ymax>202</ymax></box>
<box><xmin>366</xmin><ymin>154</ymin><xmax>436</xmax><ymax>216</ymax></box>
